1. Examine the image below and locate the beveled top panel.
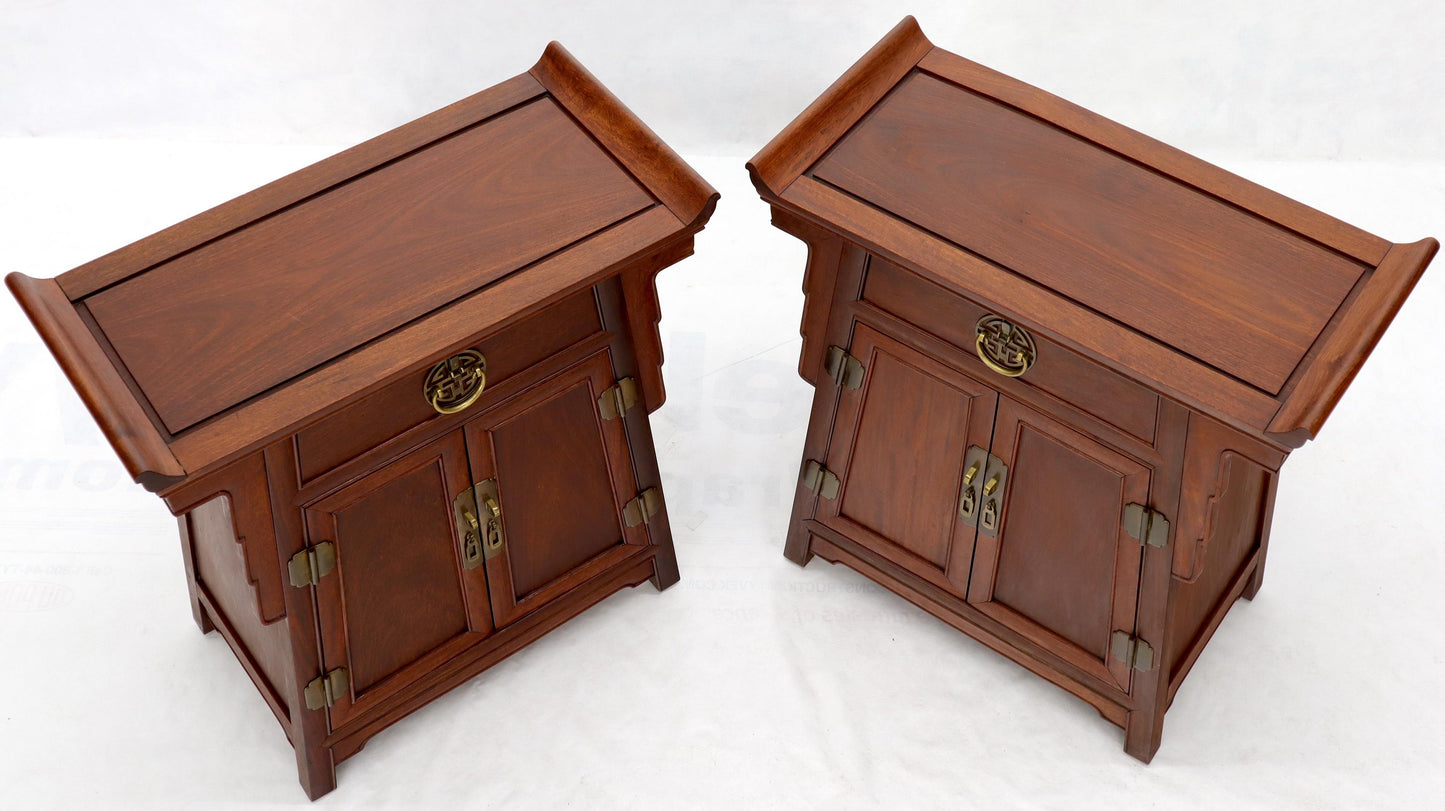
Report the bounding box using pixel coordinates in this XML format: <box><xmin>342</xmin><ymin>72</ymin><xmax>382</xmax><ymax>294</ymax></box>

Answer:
<box><xmin>85</xmin><ymin>96</ymin><xmax>653</xmax><ymax>433</ymax></box>
<box><xmin>748</xmin><ymin>16</ymin><xmax>1435</xmax><ymax>445</ymax></box>
<box><xmin>811</xmin><ymin>72</ymin><xmax>1366</xmax><ymax>394</ymax></box>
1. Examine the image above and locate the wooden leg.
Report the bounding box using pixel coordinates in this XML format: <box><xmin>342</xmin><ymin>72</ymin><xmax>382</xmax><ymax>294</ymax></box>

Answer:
<box><xmin>783</xmin><ymin>520</ymin><xmax>814</xmax><ymax>567</ymax></box>
<box><xmin>1240</xmin><ymin>471</ymin><xmax>1279</xmax><ymax>602</ymax></box>
<box><xmin>1123</xmin><ymin>401</ymin><xmax>1186</xmax><ymax>765</ymax></box>
<box><xmin>648</xmin><ymin>514</ymin><xmax>681</xmax><ymax>592</ymax></box>
<box><xmin>176</xmin><ymin>514</ymin><xmax>214</xmax><ymax>634</ymax></box>
<box><xmin>1124</xmin><ymin>707</ymin><xmax>1165</xmax><ymax>763</ymax></box>
<box><xmin>265</xmin><ymin>441</ymin><xmax>340</xmax><ymax>800</ymax></box>
<box><xmin>1241</xmin><ymin>561</ymin><xmax>1265</xmax><ymax>601</ymax></box>
<box><xmin>296</xmin><ymin>741</ymin><xmax>337</xmax><ymax>801</ymax></box>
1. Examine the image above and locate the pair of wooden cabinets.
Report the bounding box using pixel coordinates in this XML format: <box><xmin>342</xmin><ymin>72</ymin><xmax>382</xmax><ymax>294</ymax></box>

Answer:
<box><xmin>9</xmin><ymin>14</ymin><xmax>1438</xmax><ymax>801</ymax></box>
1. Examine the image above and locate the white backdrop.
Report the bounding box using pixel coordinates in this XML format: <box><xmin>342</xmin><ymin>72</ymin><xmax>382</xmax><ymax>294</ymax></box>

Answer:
<box><xmin>2</xmin><ymin>3</ymin><xmax>1444</xmax><ymax>809</ymax></box>
<box><xmin>4</xmin><ymin>0</ymin><xmax>1445</xmax><ymax>158</ymax></box>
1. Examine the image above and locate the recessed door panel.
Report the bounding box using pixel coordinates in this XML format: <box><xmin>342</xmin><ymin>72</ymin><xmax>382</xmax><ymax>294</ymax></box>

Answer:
<box><xmin>967</xmin><ymin>396</ymin><xmax>1151</xmax><ymax>692</ymax></box>
<box><xmin>464</xmin><ymin>350</ymin><xmax>647</xmax><ymax>627</ymax></box>
<box><xmin>305</xmin><ymin>430</ymin><xmax>493</xmax><ymax>729</ymax></box>
<box><xmin>819</xmin><ymin>323</ymin><xmax>997</xmax><ymax>595</ymax></box>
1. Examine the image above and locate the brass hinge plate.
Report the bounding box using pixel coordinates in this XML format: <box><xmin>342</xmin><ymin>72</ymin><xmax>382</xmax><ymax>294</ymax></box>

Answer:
<box><xmin>623</xmin><ymin>488</ymin><xmax>662</xmax><ymax>527</ymax></box>
<box><xmin>823</xmin><ymin>346</ymin><xmax>865</xmax><ymax>390</ymax></box>
<box><xmin>287</xmin><ymin>542</ymin><xmax>336</xmax><ymax>588</ymax></box>
<box><xmin>598</xmin><ymin>377</ymin><xmax>640</xmax><ymax>420</ymax></box>
<box><xmin>303</xmin><ymin>667</ymin><xmax>349</xmax><ymax>711</ymax></box>
<box><xmin>1110</xmin><ymin>631</ymin><xmax>1156</xmax><ymax>672</ymax></box>
<box><xmin>1123</xmin><ymin>503</ymin><xmax>1171</xmax><ymax>548</ymax></box>
<box><xmin>802</xmin><ymin>460</ymin><xmax>840</xmax><ymax>500</ymax></box>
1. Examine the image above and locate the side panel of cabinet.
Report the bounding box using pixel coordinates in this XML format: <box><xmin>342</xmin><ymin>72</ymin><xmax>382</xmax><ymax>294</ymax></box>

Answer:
<box><xmin>304</xmin><ymin>430</ymin><xmax>493</xmax><ymax>730</ymax></box>
<box><xmin>463</xmin><ymin>350</ymin><xmax>647</xmax><ymax>628</ymax></box>
<box><xmin>819</xmin><ymin>323</ymin><xmax>997</xmax><ymax>595</ymax></box>
<box><xmin>967</xmin><ymin>396</ymin><xmax>1152</xmax><ymax>692</ymax></box>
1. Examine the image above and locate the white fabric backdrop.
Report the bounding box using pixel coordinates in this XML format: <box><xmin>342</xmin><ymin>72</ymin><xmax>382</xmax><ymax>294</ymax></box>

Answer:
<box><xmin>2</xmin><ymin>3</ymin><xmax>1443</xmax><ymax>808</ymax></box>
<box><xmin>4</xmin><ymin>1</ymin><xmax>1444</xmax><ymax>159</ymax></box>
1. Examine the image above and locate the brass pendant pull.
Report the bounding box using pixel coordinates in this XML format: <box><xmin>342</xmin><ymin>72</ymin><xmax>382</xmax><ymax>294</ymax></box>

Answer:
<box><xmin>975</xmin><ymin>316</ymin><xmax>1036</xmax><ymax>378</ymax></box>
<box><xmin>958</xmin><ymin>446</ymin><xmax>990</xmax><ymax>526</ymax></box>
<box><xmin>480</xmin><ymin>495</ymin><xmax>503</xmax><ymax>557</ymax></box>
<box><xmin>424</xmin><ymin>349</ymin><xmax>487</xmax><ymax>414</ymax></box>
<box><xmin>475</xmin><ymin>479</ymin><xmax>505</xmax><ymax>559</ymax></box>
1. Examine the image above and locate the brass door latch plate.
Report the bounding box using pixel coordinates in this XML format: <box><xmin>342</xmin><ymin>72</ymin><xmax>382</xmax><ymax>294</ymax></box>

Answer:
<box><xmin>455</xmin><ymin>479</ymin><xmax>505</xmax><ymax>568</ymax></box>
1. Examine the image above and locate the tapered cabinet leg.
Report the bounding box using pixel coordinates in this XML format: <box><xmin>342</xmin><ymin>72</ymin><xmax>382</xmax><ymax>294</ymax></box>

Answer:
<box><xmin>783</xmin><ymin>520</ymin><xmax>814</xmax><ymax>567</ymax></box>
<box><xmin>296</xmin><ymin>743</ymin><xmax>337</xmax><ymax>801</ymax></box>
<box><xmin>648</xmin><ymin>514</ymin><xmax>681</xmax><ymax>592</ymax></box>
<box><xmin>1241</xmin><ymin>562</ymin><xmax>1266</xmax><ymax>601</ymax></box>
<box><xmin>176</xmin><ymin>515</ymin><xmax>214</xmax><ymax>634</ymax></box>
<box><xmin>1240</xmin><ymin>470</ymin><xmax>1279</xmax><ymax>602</ymax></box>
<box><xmin>1124</xmin><ymin>708</ymin><xmax>1165</xmax><ymax>763</ymax></box>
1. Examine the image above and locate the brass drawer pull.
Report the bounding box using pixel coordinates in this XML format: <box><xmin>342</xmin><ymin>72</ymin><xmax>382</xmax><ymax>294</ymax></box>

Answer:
<box><xmin>424</xmin><ymin>349</ymin><xmax>487</xmax><ymax>414</ymax></box>
<box><xmin>975</xmin><ymin>315</ymin><xmax>1036</xmax><ymax>378</ymax></box>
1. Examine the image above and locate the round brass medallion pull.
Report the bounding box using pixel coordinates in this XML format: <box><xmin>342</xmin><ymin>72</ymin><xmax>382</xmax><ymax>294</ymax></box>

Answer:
<box><xmin>975</xmin><ymin>315</ymin><xmax>1037</xmax><ymax>378</ymax></box>
<box><xmin>424</xmin><ymin>349</ymin><xmax>488</xmax><ymax>414</ymax></box>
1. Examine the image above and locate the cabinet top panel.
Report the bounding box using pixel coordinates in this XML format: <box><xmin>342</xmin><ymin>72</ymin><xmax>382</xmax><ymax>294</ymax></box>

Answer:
<box><xmin>748</xmin><ymin>16</ymin><xmax>1434</xmax><ymax>447</ymax></box>
<box><xmin>810</xmin><ymin>71</ymin><xmax>1361</xmax><ymax>395</ymax></box>
<box><xmin>87</xmin><ymin>96</ymin><xmax>652</xmax><ymax>433</ymax></box>
<box><xmin>8</xmin><ymin>42</ymin><xmax>716</xmax><ymax>489</ymax></box>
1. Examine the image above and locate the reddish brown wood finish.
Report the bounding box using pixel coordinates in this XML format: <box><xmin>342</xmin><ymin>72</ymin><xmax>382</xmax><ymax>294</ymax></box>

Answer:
<box><xmin>813</xmin><ymin>72</ymin><xmax>1365</xmax><ymax>394</ymax></box>
<box><xmin>4</xmin><ymin>274</ymin><xmax>184</xmax><ymax>488</ymax></box>
<box><xmin>293</xmin><ymin>288</ymin><xmax>602</xmax><ymax>483</ymax></box>
<box><xmin>861</xmin><ymin>256</ymin><xmax>1159</xmax><ymax>444</ymax></box>
<box><xmin>307</xmin><ymin>431</ymin><xmax>488</xmax><ymax>731</ymax></box>
<box><xmin>751</xmin><ymin>16</ymin><xmax>1432</xmax><ymax>763</ymax></box>
<box><xmin>463</xmin><ymin>349</ymin><xmax>650</xmax><ymax>626</ymax></box>
<box><xmin>967</xmin><ymin>396</ymin><xmax>1151</xmax><ymax>693</ymax></box>
<box><xmin>818</xmin><ymin>324</ymin><xmax>995</xmax><ymax>594</ymax></box>
<box><xmin>8</xmin><ymin>43</ymin><xmax>714</xmax><ymax>800</ymax></box>
<box><xmin>86</xmin><ymin>97</ymin><xmax>652</xmax><ymax>433</ymax></box>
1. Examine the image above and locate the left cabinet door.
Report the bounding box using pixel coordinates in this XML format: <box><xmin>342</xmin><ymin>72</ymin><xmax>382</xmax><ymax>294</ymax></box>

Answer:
<box><xmin>304</xmin><ymin>430</ymin><xmax>494</xmax><ymax>729</ymax></box>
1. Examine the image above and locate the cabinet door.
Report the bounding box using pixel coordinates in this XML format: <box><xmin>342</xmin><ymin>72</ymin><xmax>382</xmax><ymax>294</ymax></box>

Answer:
<box><xmin>463</xmin><ymin>350</ymin><xmax>647</xmax><ymax>628</ymax></box>
<box><xmin>966</xmin><ymin>396</ymin><xmax>1151</xmax><ymax>692</ymax></box>
<box><xmin>818</xmin><ymin>323</ymin><xmax>997</xmax><ymax>595</ymax></box>
<box><xmin>304</xmin><ymin>430</ymin><xmax>494</xmax><ymax>729</ymax></box>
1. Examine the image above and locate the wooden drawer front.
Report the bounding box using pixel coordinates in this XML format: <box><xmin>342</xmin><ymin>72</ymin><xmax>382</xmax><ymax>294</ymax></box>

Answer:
<box><xmin>296</xmin><ymin>288</ymin><xmax>601</xmax><ymax>482</ymax></box>
<box><xmin>861</xmin><ymin>255</ymin><xmax>1158</xmax><ymax>444</ymax></box>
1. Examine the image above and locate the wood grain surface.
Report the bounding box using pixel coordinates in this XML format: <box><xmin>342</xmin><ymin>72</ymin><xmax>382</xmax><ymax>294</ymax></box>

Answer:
<box><xmin>86</xmin><ymin>97</ymin><xmax>652</xmax><ymax>432</ymax></box>
<box><xmin>813</xmin><ymin>72</ymin><xmax>1366</xmax><ymax>394</ymax></box>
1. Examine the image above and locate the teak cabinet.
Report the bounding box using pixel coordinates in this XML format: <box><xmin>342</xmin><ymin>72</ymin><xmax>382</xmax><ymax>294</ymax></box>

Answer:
<box><xmin>749</xmin><ymin>16</ymin><xmax>1436</xmax><ymax>761</ymax></box>
<box><xmin>8</xmin><ymin>44</ymin><xmax>716</xmax><ymax>799</ymax></box>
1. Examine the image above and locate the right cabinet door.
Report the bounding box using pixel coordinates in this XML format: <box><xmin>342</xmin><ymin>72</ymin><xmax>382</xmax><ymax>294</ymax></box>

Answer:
<box><xmin>463</xmin><ymin>350</ymin><xmax>649</xmax><ymax>628</ymax></box>
<box><xmin>966</xmin><ymin>395</ymin><xmax>1152</xmax><ymax>693</ymax></box>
